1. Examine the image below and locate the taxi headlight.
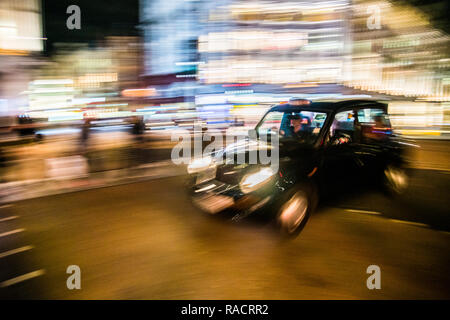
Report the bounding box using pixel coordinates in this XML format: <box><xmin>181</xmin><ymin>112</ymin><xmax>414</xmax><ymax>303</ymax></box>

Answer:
<box><xmin>187</xmin><ymin>156</ymin><xmax>214</xmax><ymax>174</ymax></box>
<box><xmin>239</xmin><ymin>167</ymin><xmax>276</xmax><ymax>194</ymax></box>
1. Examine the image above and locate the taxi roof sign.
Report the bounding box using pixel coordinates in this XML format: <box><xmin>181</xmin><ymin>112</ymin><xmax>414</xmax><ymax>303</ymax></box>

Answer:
<box><xmin>289</xmin><ymin>98</ymin><xmax>311</xmax><ymax>106</ymax></box>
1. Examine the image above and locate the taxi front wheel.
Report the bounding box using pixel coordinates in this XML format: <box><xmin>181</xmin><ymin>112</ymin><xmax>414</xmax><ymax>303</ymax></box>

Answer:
<box><xmin>383</xmin><ymin>164</ymin><xmax>409</xmax><ymax>195</ymax></box>
<box><xmin>276</xmin><ymin>183</ymin><xmax>317</xmax><ymax>237</ymax></box>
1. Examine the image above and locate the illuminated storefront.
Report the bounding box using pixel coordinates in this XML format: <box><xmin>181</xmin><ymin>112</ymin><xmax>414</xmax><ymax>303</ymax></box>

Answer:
<box><xmin>0</xmin><ymin>0</ymin><xmax>44</xmax><ymax>53</ymax></box>
<box><xmin>349</xmin><ymin>0</ymin><xmax>450</xmax><ymax>133</ymax></box>
<box><xmin>0</xmin><ymin>0</ymin><xmax>44</xmax><ymax>117</ymax></box>
<box><xmin>197</xmin><ymin>0</ymin><xmax>352</xmax><ymax>84</ymax></box>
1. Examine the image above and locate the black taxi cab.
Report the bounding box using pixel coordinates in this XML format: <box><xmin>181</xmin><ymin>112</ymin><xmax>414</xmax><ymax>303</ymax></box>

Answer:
<box><xmin>187</xmin><ymin>98</ymin><xmax>411</xmax><ymax>236</ymax></box>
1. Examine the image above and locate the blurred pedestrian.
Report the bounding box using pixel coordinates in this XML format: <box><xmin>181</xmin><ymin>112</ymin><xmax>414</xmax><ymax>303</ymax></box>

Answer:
<box><xmin>130</xmin><ymin>116</ymin><xmax>144</xmax><ymax>134</ymax></box>
<box><xmin>80</xmin><ymin>118</ymin><xmax>91</xmax><ymax>152</ymax></box>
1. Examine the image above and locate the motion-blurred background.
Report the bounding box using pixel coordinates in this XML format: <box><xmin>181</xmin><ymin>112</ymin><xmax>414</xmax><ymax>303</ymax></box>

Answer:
<box><xmin>1</xmin><ymin>0</ymin><xmax>449</xmax><ymax>180</ymax></box>
<box><xmin>0</xmin><ymin>0</ymin><xmax>449</xmax><ymax>299</ymax></box>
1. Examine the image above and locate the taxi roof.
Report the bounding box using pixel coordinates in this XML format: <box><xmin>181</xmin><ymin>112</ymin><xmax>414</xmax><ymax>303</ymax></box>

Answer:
<box><xmin>269</xmin><ymin>99</ymin><xmax>388</xmax><ymax>114</ymax></box>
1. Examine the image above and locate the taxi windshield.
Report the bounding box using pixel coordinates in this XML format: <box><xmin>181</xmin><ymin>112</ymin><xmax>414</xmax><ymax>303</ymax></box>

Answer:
<box><xmin>256</xmin><ymin>110</ymin><xmax>328</xmax><ymax>144</ymax></box>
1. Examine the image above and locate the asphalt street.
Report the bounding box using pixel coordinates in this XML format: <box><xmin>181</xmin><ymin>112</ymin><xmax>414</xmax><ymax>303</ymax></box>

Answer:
<box><xmin>0</xmin><ymin>168</ymin><xmax>449</xmax><ymax>299</ymax></box>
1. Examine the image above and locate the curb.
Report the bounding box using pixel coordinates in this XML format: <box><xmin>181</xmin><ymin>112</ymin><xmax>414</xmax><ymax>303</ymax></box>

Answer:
<box><xmin>0</xmin><ymin>160</ymin><xmax>187</xmax><ymax>204</ymax></box>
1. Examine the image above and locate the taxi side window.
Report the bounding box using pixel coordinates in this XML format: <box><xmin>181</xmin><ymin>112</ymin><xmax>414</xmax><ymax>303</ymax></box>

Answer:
<box><xmin>357</xmin><ymin>108</ymin><xmax>392</xmax><ymax>142</ymax></box>
<box><xmin>328</xmin><ymin>110</ymin><xmax>355</xmax><ymax>145</ymax></box>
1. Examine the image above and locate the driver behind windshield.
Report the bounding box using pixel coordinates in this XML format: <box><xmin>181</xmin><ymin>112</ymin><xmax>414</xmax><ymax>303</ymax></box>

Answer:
<box><xmin>281</xmin><ymin>114</ymin><xmax>311</xmax><ymax>139</ymax></box>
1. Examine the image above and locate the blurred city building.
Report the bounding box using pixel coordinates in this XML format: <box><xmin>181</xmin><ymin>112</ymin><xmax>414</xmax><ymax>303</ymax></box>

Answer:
<box><xmin>6</xmin><ymin>1</ymin><xmax>143</xmax><ymax>130</ymax></box>
<box><xmin>350</xmin><ymin>0</ymin><xmax>450</xmax><ymax>133</ymax></box>
<box><xmin>198</xmin><ymin>0</ymin><xmax>352</xmax><ymax>85</ymax></box>
<box><xmin>140</xmin><ymin>0</ymin><xmax>217</xmax><ymax>84</ymax></box>
<box><xmin>140</xmin><ymin>0</ymin><xmax>449</xmax><ymax>134</ymax></box>
<box><xmin>0</xmin><ymin>0</ymin><xmax>45</xmax><ymax>127</ymax></box>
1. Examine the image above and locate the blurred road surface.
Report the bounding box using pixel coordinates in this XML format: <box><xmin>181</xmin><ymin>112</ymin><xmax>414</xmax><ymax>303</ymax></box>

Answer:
<box><xmin>1</xmin><ymin>168</ymin><xmax>449</xmax><ymax>299</ymax></box>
